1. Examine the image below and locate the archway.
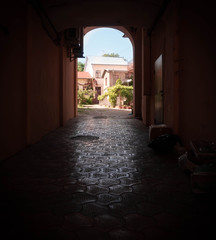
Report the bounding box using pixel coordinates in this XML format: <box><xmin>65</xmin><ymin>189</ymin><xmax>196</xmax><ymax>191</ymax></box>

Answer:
<box><xmin>84</xmin><ymin>26</ymin><xmax>135</xmax><ymax>48</ymax></box>
<box><xmin>77</xmin><ymin>26</ymin><xmax>135</xmax><ymax>114</ymax></box>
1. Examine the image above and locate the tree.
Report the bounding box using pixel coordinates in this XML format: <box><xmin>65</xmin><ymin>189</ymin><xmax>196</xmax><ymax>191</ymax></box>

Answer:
<box><xmin>78</xmin><ymin>62</ymin><xmax>85</xmax><ymax>72</ymax></box>
<box><xmin>102</xmin><ymin>53</ymin><xmax>120</xmax><ymax>58</ymax></box>
<box><xmin>98</xmin><ymin>78</ymin><xmax>133</xmax><ymax>107</ymax></box>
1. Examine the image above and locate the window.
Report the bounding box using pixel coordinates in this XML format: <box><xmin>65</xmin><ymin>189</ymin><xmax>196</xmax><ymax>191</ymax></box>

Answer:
<box><xmin>95</xmin><ymin>70</ymin><xmax>101</xmax><ymax>78</ymax></box>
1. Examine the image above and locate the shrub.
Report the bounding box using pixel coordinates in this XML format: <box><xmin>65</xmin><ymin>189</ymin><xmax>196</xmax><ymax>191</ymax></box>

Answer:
<box><xmin>78</xmin><ymin>89</ymin><xmax>95</xmax><ymax>105</ymax></box>
<box><xmin>99</xmin><ymin>78</ymin><xmax>133</xmax><ymax>107</ymax></box>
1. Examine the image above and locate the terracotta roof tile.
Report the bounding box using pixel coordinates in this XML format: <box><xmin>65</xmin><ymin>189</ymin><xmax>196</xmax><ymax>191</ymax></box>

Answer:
<box><xmin>77</xmin><ymin>72</ymin><xmax>92</xmax><ymax>79</ymax></box>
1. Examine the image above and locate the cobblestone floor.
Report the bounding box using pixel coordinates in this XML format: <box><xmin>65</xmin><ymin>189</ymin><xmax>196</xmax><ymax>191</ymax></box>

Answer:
<box><xmin>0</xmin><ymin>106</ymin><xmax>216</xmax><ymax>240</ymax></box>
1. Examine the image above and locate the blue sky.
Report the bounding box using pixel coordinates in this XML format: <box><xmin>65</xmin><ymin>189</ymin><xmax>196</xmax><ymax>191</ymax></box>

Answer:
<box><xmin>78</xmin><ymin>27</ymin><xmax>133</xmax><ymax>64</ymax></box>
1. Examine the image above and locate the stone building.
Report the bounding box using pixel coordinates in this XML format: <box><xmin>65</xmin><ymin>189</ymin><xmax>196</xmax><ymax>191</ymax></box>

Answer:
<box><xmin>84</xmin><ymin>56</ymin><xmax>129</xmax><ymax>96</ymax></box>
<box><xmin>77</xmin><ymin>72</ymin><xmax>93</xmax><ymax>90</ymax></box>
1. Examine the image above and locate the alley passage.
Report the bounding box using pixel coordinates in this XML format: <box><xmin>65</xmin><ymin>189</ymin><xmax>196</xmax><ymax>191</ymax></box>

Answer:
<box><xmin>1</xmin><ymin>106</ymin><xmax>215</xmax><ymax>240</ymax></box>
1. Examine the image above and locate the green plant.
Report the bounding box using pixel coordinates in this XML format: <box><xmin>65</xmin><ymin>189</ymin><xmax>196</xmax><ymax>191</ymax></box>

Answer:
<box><xmin>120</xmin><ymin>86</ymin><xmax>133</xmax><ymax>105</ymax></box>
<box><xmin>102</xmin><ymin>53</ymin><xmax>120</xmax><ymax>57</ymax></box>
<box><xmin>77</xmin><ymin>89</ymin><xmax>95</xmax><ymax>105</ymax></box>
<box><xmin>77</xmin><ymin>62</ymin><xmax>85</xmax><ymax>72</ymax></box>
<box><xmin>98</xmin><ymin>78</ymin><xmax>133</xmax><ymax>107</ymax></box>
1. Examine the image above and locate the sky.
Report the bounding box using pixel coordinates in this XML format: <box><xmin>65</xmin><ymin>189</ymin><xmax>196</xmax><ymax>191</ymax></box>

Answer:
<box><xmin>78</xmin><ymin>27</ymin><xmax>133</xmax><ymax>64</ymax></box>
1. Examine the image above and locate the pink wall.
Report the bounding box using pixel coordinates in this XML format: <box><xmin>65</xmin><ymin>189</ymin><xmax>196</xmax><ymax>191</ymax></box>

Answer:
<box><xmin>179</xmin><ymin>1</ymin><xmax>216</xmax><ymax>145</ymax></box>
<box><xmin>27</xmin><ymin>7</ymin><xmax>60</xmax><ymax>144</ymax></box>
<box><xmin>0</xmin><ymin>2</ymin><xmax>28</xmax><ymax>159</ymax></box>
<box><xmin>150</xmin><ymin>2</ymin><xmax>178</xmax><ymax>130</ymax></box>
<box><xmin>149</xmin><ymin>0</ymin><xmax>216</xmax><ymax>147</ymax></box>
<box><xmin>0</xmin><ymin>2</ymin><xmax>77</xmax><ymax>160</ymax></box>
<box><xmin>60</xmin><ymin>48</ymin><xmax>76</xmax><ymax>125</ymax></box>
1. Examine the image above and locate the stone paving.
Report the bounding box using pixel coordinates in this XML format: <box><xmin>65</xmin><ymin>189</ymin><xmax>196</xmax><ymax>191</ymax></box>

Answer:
<box><xmin>0</xmin><ymin>106</ymin><xmax>216</xmax><ymax>239</ymax></box>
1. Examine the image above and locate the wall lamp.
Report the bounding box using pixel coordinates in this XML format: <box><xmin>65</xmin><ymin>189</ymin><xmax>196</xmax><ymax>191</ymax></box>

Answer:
<box><xmin>64</xmin><ymin>27</ymin><xmax>84</xmax><ymax>61</ymax></box>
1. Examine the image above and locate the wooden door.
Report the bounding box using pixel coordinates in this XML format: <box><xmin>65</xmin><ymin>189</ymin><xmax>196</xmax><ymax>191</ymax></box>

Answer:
<box><xmin>94</xmin><ymin>87</ymin><xmax>101</xmax><ymax>104</ymax></box>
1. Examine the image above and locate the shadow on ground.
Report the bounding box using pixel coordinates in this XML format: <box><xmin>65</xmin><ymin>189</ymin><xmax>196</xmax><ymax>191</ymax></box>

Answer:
<box><xmin>0</xmin><ymin>105</ymin><xmax>216</xmax><ymax>239</ymax></box>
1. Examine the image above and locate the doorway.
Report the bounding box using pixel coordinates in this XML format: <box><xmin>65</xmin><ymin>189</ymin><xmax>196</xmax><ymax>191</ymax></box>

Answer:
<box><xmin>154</xmin><ymin>54</ymin><xmax>164</xmax><ymax>124</ymax></box>
<box><xmin>94</xmin><ymin>86</ymin><xmax>101</xmax><ymax>104</ymax></box>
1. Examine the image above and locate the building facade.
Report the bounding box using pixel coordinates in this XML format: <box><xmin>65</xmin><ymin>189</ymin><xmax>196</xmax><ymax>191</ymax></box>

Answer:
<box><xmin>84</xmin><ymin>56</ymin><xmax>129</xmax><ymax>95</ymax></box>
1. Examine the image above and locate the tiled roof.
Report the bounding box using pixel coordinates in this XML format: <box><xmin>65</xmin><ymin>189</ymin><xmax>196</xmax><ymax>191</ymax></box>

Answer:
<box><xmin>77</xmin><ymin>72</ymin><xmax>92</xmax><ymax>79</ymax></box>
<box><xmin>86</xmin><ymin>56</ymin><xmax>128</xmax><ymax>65</ymax></box>
<box><xmin>102</xmin><ymin>69</ymin><xmax>128</xmax><ymax>78</ymax></box>
<box><xmin>103</xmin><ymin>69</ymin><xmax>128</xmax><ymax>72</ymax></box>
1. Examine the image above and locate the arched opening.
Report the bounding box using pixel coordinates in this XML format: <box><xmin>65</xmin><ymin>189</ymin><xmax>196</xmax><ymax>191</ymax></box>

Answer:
<box><xmin>77</xmin><ymin>26</ymin><xmax>135</xmax><ymax>116</ymax></box>
<box><xmin>84</xmin><ymin>26</ymin><xmax>135</xmax><ymax>48</ymax></box>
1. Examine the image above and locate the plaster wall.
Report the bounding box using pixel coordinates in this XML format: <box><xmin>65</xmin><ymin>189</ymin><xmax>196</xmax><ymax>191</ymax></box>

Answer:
<box><xmin>0</xmin><ymin>2</ymin><xmax>27</xmax><ymax>159</ymax></box>
<box><xmin>61</xmin><ymin>48</ymin><xmax>76</xmax><ymax>125</ymax></box>
<box><xmin>149</xmin><ymin>0</ymin><xmax>216</xmax><ymax>146</ymax></box>
<box><xmin>0</xmin><ymin>3</ymin><xmax>77</xmax><ymax>160</ymax></box>
<box><xmin>150</xmin><ymin>2</ymin><xmax>177</xmax><ymax>130</ymax></box>
<box><xmin>92</xmin><ymin>64</ymin><xmax>128</xmax><ymax>78</ymax></box>
<box><xmin>95</xmin><ymin>78</ymin><xmax>104</xmax><ymax>86</ymax></box>
<box><xmin>109</xmin><ymin>71</ymin><xmax>128</xmax><ymax>85</ymax></box>
<box><xmin>178</xmin><ymin>1</ymin><xmax>216</xmax><ymax>145</ymax></box>
<box><xmin>103</xmin><ymin>71</ymin><xmax>110</xmax><ymax>89</ymax></box>
<box><xmin>78</xmin><ymin>78</ymin><xmax>89</xmax><ymax>90</ymax></box>
<box><xmin>27</xmin><ymin>7</ymin><xmax>60</xmax><ymax>144</ymax></box>
<box><xmin>142</xmin><ymin>30</ymin><xmax>151</xmax><ymax>125</ymax></box>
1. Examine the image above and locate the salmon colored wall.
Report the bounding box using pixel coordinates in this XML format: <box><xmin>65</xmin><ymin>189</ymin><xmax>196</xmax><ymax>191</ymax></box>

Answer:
<box><xmin>178</xmin><ymin>1</ymin><xmax>216</xmax><ymax>145</ymax></box>
<box><xmin>149</xmin><ymin>0</ymin><xmax>216</xmax><ymax>147</ymax></box>
<box><xmin>0</xmin><ymin>2</ymin><xmax>27</xmax><ymax>160</ymax></box>
<box><xmin>0</xmin><ymin>3</ymin><xmax>76</xmax><ymax>160</ymax></box>
<box><xmin>150</xmin><ymin>2</ymin><xmax>179</xmax><ymax>132</ymax></box>
<box><xmin>27</xmin><ymin>7</ymin><xmax>60</xmax><ymax>144</ymax></box>
<box><xmin>61</xmin><ymin>48</ymin><xmax>76</xmax><ymax>125</ymax></box>
<box><xmin>142</xmin><ymin>30</ymin><xmax>151</xmax><ymax>125</ymax></box>
<box><xmin>103</xmin><ymin>71</ymin><xmax>110</xmax><ymax>89</ymax></box>
<box><xmin>150</xmin><ymin>15</ymin><xmax>174</xmax><ymax>127</ymax></box>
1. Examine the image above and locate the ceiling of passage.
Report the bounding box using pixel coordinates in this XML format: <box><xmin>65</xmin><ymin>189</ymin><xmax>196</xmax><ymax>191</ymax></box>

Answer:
<box><xmin>39</xmin><ymin>0</ymin><xmax>166</xmax><ymax>31</ymax></box>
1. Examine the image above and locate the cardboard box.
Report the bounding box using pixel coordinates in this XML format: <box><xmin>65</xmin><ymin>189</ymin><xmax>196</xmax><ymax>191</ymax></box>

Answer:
<box><xmin>149</xmin><ymin>124</ymin><xmax>172</xmax><ymax>141</ymax></box>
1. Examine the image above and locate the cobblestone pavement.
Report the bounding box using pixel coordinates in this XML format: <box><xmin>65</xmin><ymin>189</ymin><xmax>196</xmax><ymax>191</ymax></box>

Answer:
<box><xmin>0</xmin><ymin>106</ymin><xmax>216</xmax><ymax>239</ymax></box>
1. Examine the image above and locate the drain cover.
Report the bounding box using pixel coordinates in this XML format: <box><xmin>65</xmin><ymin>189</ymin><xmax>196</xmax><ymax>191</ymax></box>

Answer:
<box><xmin>70</xmin><ymin>135</ymin><xmax>99</xmax><ymax>141</ymax></box>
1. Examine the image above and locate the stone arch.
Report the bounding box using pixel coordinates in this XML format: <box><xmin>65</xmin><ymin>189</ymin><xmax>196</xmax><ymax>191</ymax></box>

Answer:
<box><xmin>82</xmin><ymin>26</ymin><xmax>136</xmax><ymax>113</ymax></box>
